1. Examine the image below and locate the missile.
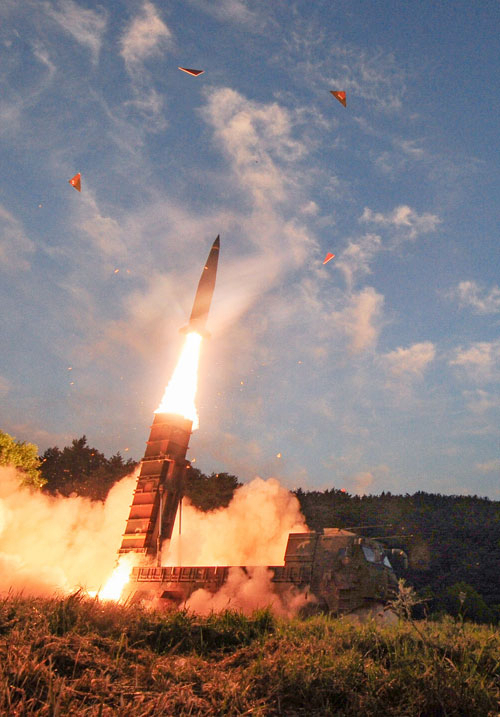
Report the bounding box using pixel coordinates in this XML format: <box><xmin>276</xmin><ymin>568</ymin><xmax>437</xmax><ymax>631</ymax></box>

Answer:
<box><xmin>180</xmin><ymin>235</ymin><xmax>220</xmax><ymax>337</ymax></box>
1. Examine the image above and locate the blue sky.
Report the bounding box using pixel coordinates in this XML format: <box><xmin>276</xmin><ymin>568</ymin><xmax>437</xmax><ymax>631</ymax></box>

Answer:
<box><xmin>1</xmin><ymin>0</ymin><xmax>499</xmax><ymax>498</ymax></box>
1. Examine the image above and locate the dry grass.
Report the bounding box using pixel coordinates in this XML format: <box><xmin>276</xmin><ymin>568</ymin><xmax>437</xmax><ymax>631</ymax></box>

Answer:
<box><xmin>1</xmin><ymin>592</ymin><xmax>499</xmax><ymax>715</ymax></box>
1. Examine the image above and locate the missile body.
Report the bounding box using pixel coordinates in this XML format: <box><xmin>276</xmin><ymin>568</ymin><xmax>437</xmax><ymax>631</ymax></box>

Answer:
<box><xmin>181</xmin><ymin>235</ymin><xmax>220</xmax><ymax>337</ymax></box>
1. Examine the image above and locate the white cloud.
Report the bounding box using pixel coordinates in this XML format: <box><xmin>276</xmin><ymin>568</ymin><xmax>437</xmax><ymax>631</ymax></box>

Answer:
<box><xmin>394</xmin><ymin>138</ymin><xmax>426</xmax><ymax>159</ymax></box>
<box><xmin>360</xmin><ymin>205</ymin><xmax>441</xmax><ymax>240</ymax></box>
<box><xmin>32</xmin><ymin>43</ymin><xmax>56</xmax><ymax>77</ymax></box>
<box><xmin>80</xmin><ymin>201</ymin><xmax>126</xmax><ymax>258</ymax></box>
<box><xmin>301</xmin><ymin>201</ymin><xmax>319</xmax><ymax>216</ymax></box>
<box><xmin>119</xmin><ymin>2</ymin><xmax>172</xmax><ymax>129</ymax></box>
<box><xmin>449</xmin><ymin>280</ymin><xmax>500</xmax><ymax>314</ymax></box>
<box><xmin>120</xmin><ymin>1</ymin><xmax>172</xmax><ymax>68</ymax></box>
<box><xmin>203</xmin><ymin>86</ymin><xmax>306</xmax><ymax>208</ymax></box>
<box><xmin>333</xmin><ymin>287</ymin><xmax>384</xmax><ymax>353</ymax></box>
<box><xmin>0</xmin><ymin>205</ymin><xmax>35</xmax><ymax>271</ymax></box>
<box><xmin>325</xmin><ymin>46</ymin><xmax>406</xmax><ymax>112</ymax></box>
<box><xmin>476</xmin><ymin>459</ymin><xmax>500</xmax><ymax>473</ymax></box>
<box><xmin>45</xmin><ymin>0</ymin><xmax>107</xmax><ymax>64</ymax></box>
<box><xmin>335</xmin><ymin>232</ymin><xmax>382</xmax><ymax>288</ymax></box>
<box><xmin>382</xmin><ymin>341</ymin><xmax>435</xmax><ymax>378</ymax></box>
<box><xmin>450</xmin><ymin>341</ymin><xmax>500</xmax><ymax>383</ymax></box>
<box><xmin>463</xmin><ymin>389</ymin><xmax>500</xmax><ymax>415</ymax></box>
<box><xmin>192</xmin><ymin>0</ymin><xmax>257</xmax><ymax>25</ymax></box>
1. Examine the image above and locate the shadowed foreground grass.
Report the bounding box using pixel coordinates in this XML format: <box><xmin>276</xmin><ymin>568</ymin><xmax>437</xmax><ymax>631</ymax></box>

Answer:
<box><xmin>1</xmin><ymin>592</ymin><xmax>499</xmax><ymax>715</ymax></box>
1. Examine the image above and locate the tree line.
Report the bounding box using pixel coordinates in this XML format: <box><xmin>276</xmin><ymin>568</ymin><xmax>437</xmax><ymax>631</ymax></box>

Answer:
<box><xmin>1</xmin><ymin>429</ymin><xmax>499</xmax><ymax>623</ymax></box>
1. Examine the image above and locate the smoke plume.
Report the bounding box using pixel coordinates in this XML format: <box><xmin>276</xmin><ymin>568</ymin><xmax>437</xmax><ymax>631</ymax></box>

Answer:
<box><xmin>1</xmin><ymin>468</ymin><xmax>311</xmax><ymax>615</ymax></box>
<box><xmin>163</xmin><ymin>477</ymin><xmax>311</xmax><ymax>616</ymax></box>
<box><xmin>0</xmin><ymin>466</ymin><xmax>136</xmax><ymax>596</ymax></box>
<box><xmin>185</xmin><ymin>566</ymin><xmax>313</xmax><ymax>617</ymax></box>
<box><xmin>164</xmin><ymin>477</ymin><xmax>307</xmax><ymax>566</ymax></box>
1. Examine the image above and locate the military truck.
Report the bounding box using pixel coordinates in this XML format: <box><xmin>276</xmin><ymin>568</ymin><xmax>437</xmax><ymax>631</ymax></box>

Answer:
<box><xmin>118</xmin><ymin>413</ymin><xmax>405</xmax><ymax>616</ymax></box>
<box><xmin>123</xmin><ymin>527</ymin><xmax>404</xmax><ymax>616</ymax></box>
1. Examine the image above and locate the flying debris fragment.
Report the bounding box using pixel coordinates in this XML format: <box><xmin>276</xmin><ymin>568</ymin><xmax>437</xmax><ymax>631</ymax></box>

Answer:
<box><xmin>323</xmin><ymin>252</ymin><xmax>335</xmax><ymax>265</ymax></box>
<box><xmin>330</xmin><ymin>91</ymin><xmax>346</xmax><ymax>107</ymax></box>
<box><xmin>178</xmin><ymin>67</ymin><xmax>204</xmax><ymax>76</ymax></box>
<box><xmin>68</xmin><ymin>173</ymin><xmax>81</xmax><ymax>192</ymax></box>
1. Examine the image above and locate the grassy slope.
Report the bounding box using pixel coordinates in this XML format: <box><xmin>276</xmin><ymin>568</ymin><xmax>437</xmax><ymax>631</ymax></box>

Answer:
<box><xmin>1</xmin><ymin>593</ymin><xmax>499</xmax><ymax>716</ymax></box>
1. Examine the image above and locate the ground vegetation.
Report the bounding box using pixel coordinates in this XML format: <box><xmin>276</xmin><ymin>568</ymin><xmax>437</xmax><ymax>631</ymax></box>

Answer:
<box><xmin>0</xmin><ymin>593</ymin><xmax>498</xmax><ymax>715</ymax></box>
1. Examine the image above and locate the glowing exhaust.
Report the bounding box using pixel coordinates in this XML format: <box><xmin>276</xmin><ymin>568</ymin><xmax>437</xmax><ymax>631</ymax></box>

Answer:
<box><xmin>155</xmin><ymin>332</ymin><xmax>202</xmax><ymax>429</ymax></box>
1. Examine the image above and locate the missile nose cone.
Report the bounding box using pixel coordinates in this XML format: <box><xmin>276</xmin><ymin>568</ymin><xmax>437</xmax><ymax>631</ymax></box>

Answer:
<box><xmin>180</xmin><ymin>235</ymin><xmax>220</xmax><ymax>337</ymax></box>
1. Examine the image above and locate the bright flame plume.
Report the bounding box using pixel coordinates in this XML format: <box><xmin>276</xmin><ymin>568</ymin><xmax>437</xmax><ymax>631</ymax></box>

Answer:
<box><xmin>155</xmin><ymin>332</ymin><xmax>202</xmax><ymax>429</ymax></box>
<box><xmin>97</xmin><ymin>554</ymin><xmax>137</xmax><ymax>602</ymax></box>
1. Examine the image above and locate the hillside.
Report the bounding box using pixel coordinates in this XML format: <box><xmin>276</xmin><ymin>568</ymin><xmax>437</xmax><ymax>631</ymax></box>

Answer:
<box><xmin>294</xmin><ymin>488</ymin><xmax>500</xmax><ymax>623</ymax></box>
<box><xmin>1</xmin><ymin>593</ymin><xmax>499</xmax><ymax>716</ymax></box>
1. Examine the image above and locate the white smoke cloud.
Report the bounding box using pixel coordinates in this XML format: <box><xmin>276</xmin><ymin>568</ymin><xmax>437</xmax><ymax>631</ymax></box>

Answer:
<box><xmin>185</xmin><ymin>566</ymin><xmax>312</xmax><ymax>617</ymax></box>
<box><xmin>1</xmin><ymin>467</ymin><xmax>312</xmax><ymax>615</ymax></box>
<box><xmin>164</xmin><ymin>477</ymin><xmax>307</xmax><ymax>566</ymax></box>
<box><xmin>161</xmin><ymin>477</ymin><xmax>311</xmax><ymax>616</ymax></box>
<box><xmin>0</xmin><ymin>466</ymin><xmax>136</xmax><ymax>596</ymax></box>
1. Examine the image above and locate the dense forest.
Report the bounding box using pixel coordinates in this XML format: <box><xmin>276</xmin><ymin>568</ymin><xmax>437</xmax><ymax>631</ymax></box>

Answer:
<box><xmin>1</xmin><ymin>430</ymin><xmax>499</xmax><ymax>623</ymax></box>
<box><xmin>294</xmin><ymin>487</ymin><xmax>500</xmax><ymax>624</ymax></box>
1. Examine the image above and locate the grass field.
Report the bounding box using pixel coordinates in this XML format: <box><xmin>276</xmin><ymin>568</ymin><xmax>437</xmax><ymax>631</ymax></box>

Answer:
<box><xmin>1</xmin><ymin>592</ymin><xmax>499</xmax><ymax>715</ymax></box>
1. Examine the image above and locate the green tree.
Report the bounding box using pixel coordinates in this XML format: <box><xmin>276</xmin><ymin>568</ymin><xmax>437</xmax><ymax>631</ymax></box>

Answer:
<box><xmin>441</xmin><ymin>582</ymin><xmax>495</xmax><ymax>624</ymax></box>
<box><xmin>0</xmin><ymin>429</ymin><xmax>44</xmax><ymax>488</ymax></box>
<box><xmin>185</xmin><ymin>469</ymin><xmax>241</xmax><ymax>511</ymax></box>
<box><xmin>40</xmin><ymin>436</ymin><xmax>137</xmax><ymax>500</ymax></box>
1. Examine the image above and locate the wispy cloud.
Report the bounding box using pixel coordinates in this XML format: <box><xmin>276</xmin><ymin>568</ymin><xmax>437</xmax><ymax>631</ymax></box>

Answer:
<box><xmin>394</xmin><ymin>138</ymin><xmax>426</xmax><ymax>159</ymax></box>
<box><xmin>203</xmin><ymin>86</ymin><xmax>306</xmax><ymax>208</ymax></box>
<box><xmin>0</xmin><ymin>205</ymin><xmax>35</xmax><ymax>271</ymax></box>
<box><xmin>476</xmin><ymin>459</ymin><xmax>500</xmax><ymax>473</ymax></box>
<box><xmin>382</xmin><ymin>341</ymin><xmax>436</xmax><ymax>378</ymax></box>
<box><xmin>360</xmin><ymin>205</ymin><xmax>441</xmax><ymax>240</ymax></box>
<box><xmin>351</xmin><ymin>470</ymin><xmax>374</xmax><ymax>495</ymax></box>
<box><xmin>450</xmin><ymin>340</ymin><xmax>500</xmax><ymax>383</ymax></box>
<box><xmin>45</xmin><ymin>0</ymin><xmax>107</xmax><ymax>65</ymax></box>
<box><xmin>463</xmin><ymin>389</ymin><xmax>500</xmax><ymax>415</ymax></box>
<box><xmin>332</xmin><ymin>287</ymin><xmax>384</xmax><ymax>353</ymax></box>
<box><xmin>335</xmin><ymin>232</ymin><xmax>382</xmax><ymax>288</ymax></box>
<box><xmin>448</xmin><ymin>280</ymin><xmax>500</xmax><ymax>315</ymax></box>
<box><xmin>335</xmin><ymin>204</ymin><xmax>440</xmax><ymax>289</ymax></box>
<box><xmin>322</xmin><ymin>45</ymin><xmax>407</xmax><ymax>112</ymax></box>
<box><xmin>119</xmin><ymin>1</ymin><xmax>173</xmax><ymax>129</ymax></box>
<box><xmin>120</xmin><ymin>0</ymin><xmax>173</xmax><ymax>68</ymax></box>
<box><xmin>32</xmin><ymin>43</ymin><xmax>56</xmax><ymax>77</ymax></box>
<box><xmin>190</xmin><ymin>0</ymin><xmax>259</xmax><ymax>26</ymax></box>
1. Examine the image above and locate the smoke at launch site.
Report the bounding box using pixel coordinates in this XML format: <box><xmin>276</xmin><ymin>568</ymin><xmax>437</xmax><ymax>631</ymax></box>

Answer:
<box><xmin>0</xmin><ymin>466</ymin><xmax>309</xmax><ymax>614</ymax></box>
<box><xmin>0</xmin><ymin>466</ymin><xmax>137</xmax><ymax>596</ymax></box>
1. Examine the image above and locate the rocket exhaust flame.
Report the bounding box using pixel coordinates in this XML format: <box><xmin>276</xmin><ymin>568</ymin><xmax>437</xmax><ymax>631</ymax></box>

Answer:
<box><xmin>154</xmin><ymin>236</ymin><xmax>220</xmax><ymax>428</ymax></box>
<box><xmin>97</xmin><ymin>554</ymin><xmax>137</xmax><ymax>602</ymax></box>
<box><xmin>155</xmin><ymin>332</ymin><xmax>202</xmax><ymax>429</ymax></box>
